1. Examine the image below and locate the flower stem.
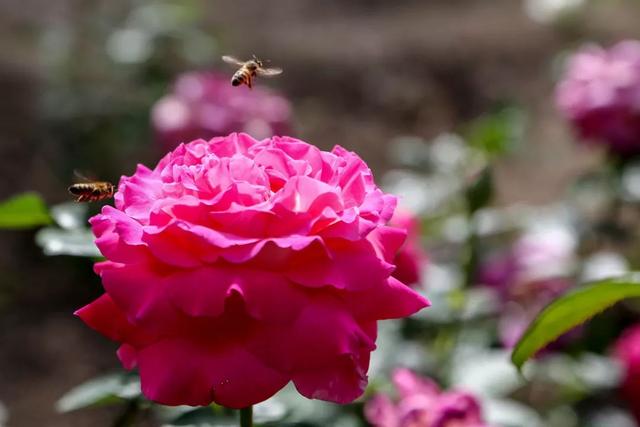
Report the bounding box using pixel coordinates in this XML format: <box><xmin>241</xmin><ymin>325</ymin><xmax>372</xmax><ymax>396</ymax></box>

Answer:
<box><xmin>112</xmin><ymin>399</ymin><xmax>139</xmax><ymax>427</ymax></box>
<box><xmin>239</xmin><ymin>406</ymin><xmax>253</xmax><ymax>427</ymax></box>
<box><xmin>462</xmin><ymin>228</ymin><xmax>479</xmax><ymax>288</ymax></box>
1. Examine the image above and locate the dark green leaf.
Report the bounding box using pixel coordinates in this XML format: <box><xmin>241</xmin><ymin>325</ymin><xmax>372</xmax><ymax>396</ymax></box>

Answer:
<box><xmin>465</xmin><ymin>167</ymin><xmax>493</xmax><ymax>214</ymax></box>
<box><xmin>466</xmin><ymin>107</ymin><xmax>524</xmax><ymax>157</ymax></box>
<box><xmin>511</xmin><ymin>276</ymin><xmax>640</xmax><ymax>371</ymax></box>
<box><xmin>0</xmin><ymin>192</ymin><xmax>51</xmax><ymax>229</ymax></box>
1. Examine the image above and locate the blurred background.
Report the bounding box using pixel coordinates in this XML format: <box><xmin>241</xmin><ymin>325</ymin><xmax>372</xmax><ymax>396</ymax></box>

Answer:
<box><xmin>2</xmin><ymin>1</ymin><xmax>640</xmax><ymax>426</ymax></box>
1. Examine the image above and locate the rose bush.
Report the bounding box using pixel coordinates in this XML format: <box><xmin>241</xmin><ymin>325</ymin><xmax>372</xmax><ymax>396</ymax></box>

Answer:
<box><xmin>76</xmin><ymin>133</ymin><xmax>429</xmax><ymax>408</ymax></box>
<box><xmin>152</xmin><ymin>72</ymin><xmax>291</xmax><ymax>151</ymax></box>
<box><xmin>555</xmin><ymin>40</ymin><xmax>640</xmax><ymax>155</ymax></box>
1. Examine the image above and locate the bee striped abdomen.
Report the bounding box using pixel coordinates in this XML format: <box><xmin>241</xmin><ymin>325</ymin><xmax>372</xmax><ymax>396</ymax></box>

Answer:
<box><xmin>68</xmin><ymin>182</ymin><xmax>115</xmax><ymax>202</ymax></box>
<box><xmin>231</xmin><ymin>68</ymin><xmax>249</xmax><ymax>86</ymax></box>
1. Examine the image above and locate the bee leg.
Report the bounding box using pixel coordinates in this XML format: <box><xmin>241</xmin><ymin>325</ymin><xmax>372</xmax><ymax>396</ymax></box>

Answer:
<box><xmin>247</xmin><ymin>76</ymin><xmax>253</xmax><ymax>89</ymax></box>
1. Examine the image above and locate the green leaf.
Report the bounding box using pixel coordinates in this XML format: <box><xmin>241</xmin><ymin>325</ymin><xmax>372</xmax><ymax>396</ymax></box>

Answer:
<box><xmin>56</xmin><ymin>373</ymin><xmax>140</xmax><ymax>413</ymax></box>
<box><xmin>0</xmin><ymin>192</ymin><xmax>51</xmax><ymax>229</ymax></box>
<box><xmin>511</xmin><ymin>276</ymin><xmax>640</xmax><ymax>371</ymax></box>
<box><xmin>465</xmin><ymin>167</ymin><xmax>493</xmax><ymax>214</ymax></box>
<box><xmin>466</xmin><ymin>107</ymin><xmax>524</xmax><ymax>158</ymax></box>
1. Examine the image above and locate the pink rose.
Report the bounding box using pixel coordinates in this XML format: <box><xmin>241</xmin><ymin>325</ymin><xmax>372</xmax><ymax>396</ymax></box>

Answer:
<box><xmin>477</xmin><ymin>228</ymin><xmax>576</xmax><ymax>349</ymax></box>
<box><xmin>364</xmin><ymin>368</ymin><xmax>493</xmax><ymax>427</ymax></box>
<box><xmin>497</xmin><ymin>278</ymin><xmax>574</xmax><ymax>349</ymax></box>
<box><xmin>389</xmin><ymin>209</ymin><xmax>428</xmax><ymax>287</ymax></box>
<box><xmin>151</xmin><ymin>72</ymin><xmax>292</xmax><ymax>151</ymax></box>
<box><xmin>555</xmin><ymin>40</ymin><xmax>640</xmax><ymax>155</ymax></box>
<box><xmin>76</xmin><ymin>133</ymin><xmax>429</xmax><ymax>408</ymax></box>
<box><xmin>614</xmin><ymin>324</ymin><xmax>640</xmax><ymax>423</ymax></box>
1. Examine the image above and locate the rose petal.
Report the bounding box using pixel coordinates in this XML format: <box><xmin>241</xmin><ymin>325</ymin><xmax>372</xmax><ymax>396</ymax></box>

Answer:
<box><xmin>137</xmin><ymin>337</ymin><xmax>288</xmax><ymax>408</ymax></box>
<box><xmin>117</xmin><ymin>344</ymin><xmax>138</xmax><ymax>370</ymax></box>
<box><xmin>249</xmin><ymin>298</ymin><xmax>376</xmax><ymax>376</ymax></box>
<box><xmin>346</xmin><ymin>277</ymin><xmax>430</xmax><ymax>321</ymax></box>
<box><xmin>75</xmin><ymin>294</ymin><xmax>152</xmax><ymax>345</ymax></box>
<box><xmin>293</xmin><ymin>352</ymin><xmax>370</xmax><ymax>404</ymax></box>
<box><xmin>96</xmin><ymin>262</ymin><xmax>182</xmax><ymax>334</ymax></box>
<box><xmin>90</xmin><ymin>207</ymin><xmax>148</xmax><ymax>264</ymax></box>
<box><xmin>287</xmin><ymin>238</ymin><xmax>394</xmax><ymax>291</ymax></box>
<box><xmin>166</xmin><ymin>266</ymin><xmax>307</xmax><ymax>323</ymax></box>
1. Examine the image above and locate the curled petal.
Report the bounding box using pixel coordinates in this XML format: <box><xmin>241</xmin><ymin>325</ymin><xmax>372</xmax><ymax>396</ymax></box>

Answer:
<box><xmin>272</xmin><ymin>175</ymin><xmax>343</xmax><ymax>215</ymax></box>
<box><xmin>368</xmin><ymin>226</ymin><xmax>408</xmax><ymax>264</ymax></box>
<box><xmin>91</xmin><ymin>207</ymin><xmax>148</xmax><ymax>264</ymax></box>
<box><xmin>287</xmin><ymin>239</ymin><xmax>394</xmax><ymax>291</ymax></box>
<box><xmin>117</xmin><ymin>164</ymin><xmax>164</xmax><ymax>222</ymax></box>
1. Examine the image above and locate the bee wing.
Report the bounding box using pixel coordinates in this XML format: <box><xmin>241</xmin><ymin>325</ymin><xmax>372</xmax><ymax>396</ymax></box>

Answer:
<box><xmin>73</xmin><ymin>170</ymin><xmax>94</xmax><ymax>182</ymax></box>
<box><xmin>256</xmin><ymin>67</ymin><xmax>283</xmax><ymax>77</ymax></box>
<box><xmin>222</xmin><ymin>55</ymin><xmax>245</xmax><ymax>66</ymax></box>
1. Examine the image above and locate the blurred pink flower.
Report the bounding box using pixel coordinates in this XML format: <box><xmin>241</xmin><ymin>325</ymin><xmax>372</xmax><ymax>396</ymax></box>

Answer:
<box><xmin>498</xmin><ymin>278</ymin><xmax>573</xmax><ymax>348</ymax></box>
<box><xmin>388</xmin><ymin>209</ymin><xmax>428</xmax><ymax>287</ymax></box>
<box><xmin>556</xmin><ymin>40</ymin><xmax>640</xmax><ymax>155</ymax></box>
<box><xmin>614</xmin><ymin>324</ymin><xmax>640</xmax><ymax>423</ymax></box>
<box><xmin>152</xmin><ymin>72</ymin><xmax>292</xmax><ymax>151</ymax></box>
<box><xmin>477</xmin><ymin>228</ymin><xmax>576</xmax><ymax>348</ymax></box>
<box><xmin>364</xmin><ymin>368</ymin><xmax>493</xmax><ymax>427</ymax></box>
<box><xmin>76</xmin><ymin>133</ymin><xmax>429</xmax><ymax>408</ymax></box>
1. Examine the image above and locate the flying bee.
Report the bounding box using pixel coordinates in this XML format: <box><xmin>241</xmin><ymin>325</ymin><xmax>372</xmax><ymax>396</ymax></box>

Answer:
<box><xmin>68</xmin><ymin>180</ymin><xmax>115</xmax><ymax>203</ymax></box>
<box><xmin>222</xmin><ymin>55</ymin><xmax>283</xmax><ymax>89</ymax></box>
